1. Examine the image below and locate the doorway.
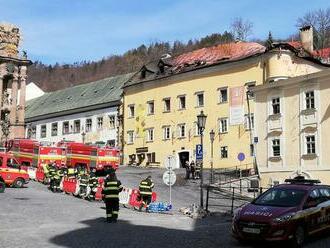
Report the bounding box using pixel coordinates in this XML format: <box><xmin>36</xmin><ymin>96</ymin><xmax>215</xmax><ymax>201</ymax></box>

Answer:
<box><xmin>178</xmin><ymin>151</ymin><xmax>190</xmax><ymax>168</ymax></box>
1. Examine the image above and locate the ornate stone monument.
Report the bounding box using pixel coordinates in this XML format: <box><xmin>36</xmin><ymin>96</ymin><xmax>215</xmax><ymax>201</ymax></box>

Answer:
<box><xmin>0</xmin><ymin>23</ymin><xmax>32</xmax><ymax>142</ymax></box>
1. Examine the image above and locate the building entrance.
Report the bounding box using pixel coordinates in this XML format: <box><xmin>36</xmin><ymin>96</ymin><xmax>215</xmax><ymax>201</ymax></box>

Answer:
<box><xmin>178</xmin><ymin>151</ymin><xmax>190</xmax><ymax>168</ymax></box>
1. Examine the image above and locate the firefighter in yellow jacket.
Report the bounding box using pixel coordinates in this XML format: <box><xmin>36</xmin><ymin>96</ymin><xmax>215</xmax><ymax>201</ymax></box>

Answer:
<box><xmin>102</xmin><ymin>169</ymin><xmax>123</xmax><ymax>223</ymax></box>
<box><xmin>139</xmin><ymin>176</ymin><xmax>154</xmax><ymax>211</ymax></box>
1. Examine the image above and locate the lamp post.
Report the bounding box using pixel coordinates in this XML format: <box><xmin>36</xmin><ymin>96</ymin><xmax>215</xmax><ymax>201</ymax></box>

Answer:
<box><xmin>197</xmin><ymin>110</ymin><xmax>207</xmax><ymax>208</ymax></box>
<box><xmin>209</xmin><ymin>129</ymin><xmax>215</xmax><ymax>184</ymax></box>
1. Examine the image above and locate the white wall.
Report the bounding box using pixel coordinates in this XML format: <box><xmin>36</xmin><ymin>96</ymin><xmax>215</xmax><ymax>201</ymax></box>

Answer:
<box><xmin>26</xmin><ymin>106</ymin><xmax>118</xmax><ymax>145</ymax></box>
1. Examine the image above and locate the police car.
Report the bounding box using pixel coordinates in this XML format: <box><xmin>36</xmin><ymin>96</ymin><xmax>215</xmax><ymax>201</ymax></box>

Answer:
<box><xmin>232</xmin><ymin>176</ymin><xmax>330</xmax><ymax>247</ymax></box>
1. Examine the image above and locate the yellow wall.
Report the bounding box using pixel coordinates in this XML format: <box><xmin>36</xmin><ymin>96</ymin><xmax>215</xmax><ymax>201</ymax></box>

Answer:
<box><xmin>123</xmin><ymin>50</ymin><xmax>325</xmax><ymax>171</ymax></box>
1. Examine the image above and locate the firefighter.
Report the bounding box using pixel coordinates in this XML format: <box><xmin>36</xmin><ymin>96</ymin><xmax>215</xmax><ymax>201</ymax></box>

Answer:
<box><xmin>48</xmin><ymin>163</ymin><xmax>57</xmax><ymax>192</ymax></box>
<box><xmin>42</xmin><ymin>163</ymin><xmax>50</xmax><ymax>184</ymax></box>
<box><xmin>53</xmin><ymin>165</ymin><xmax>64</xmax><ymax>193</ymax></box>
<box><xmin>67</xmin><ymin>167</ymin><xmax>76</xmax><ymax>178</ymax></box>
<box><xmin>139</xmin><ymin>176</ymin><xmax>154</xmax><ymax>211</ymax></box>
<box><xmin>88</xmin><ymin>168</ymin><xmax>98</xmax><ymax>201</ymax></box>
<box><xmin>102</xmin><ymin>169</ymin><xmax>123</xmax><ymax>223</ymax></box>
<box><xmin>78</xmin><ymin>170</ymin><xmax>90</xmax><ymax>198</ymax></box>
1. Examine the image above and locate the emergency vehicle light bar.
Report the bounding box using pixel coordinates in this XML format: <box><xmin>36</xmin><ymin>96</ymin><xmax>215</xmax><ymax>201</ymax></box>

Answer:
<box><xmin>285</xmin><ymin>176</ymin><xmax>321</xmax><ymax>185</ymax></box>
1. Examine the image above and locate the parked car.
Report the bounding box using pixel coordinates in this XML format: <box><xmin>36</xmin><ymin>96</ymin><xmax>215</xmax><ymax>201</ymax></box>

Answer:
<box><xmin>0</xmin><ymin>151</ymin><xmax>29</xmax><ymax>188</ymax></box>
<box><xmin>232</xmin><ymin>176</ymin><xmax>330</xmax><ymax>247</ymax></box>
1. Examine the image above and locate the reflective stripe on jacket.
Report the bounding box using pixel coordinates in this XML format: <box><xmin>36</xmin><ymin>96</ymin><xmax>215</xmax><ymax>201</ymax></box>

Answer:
<box><xmin>102</xmin><ymin>179</ymin><xmax>123</xmax><ymax>199</ymax></box>
<box><xmin>79</xmin><ymin>174</ymin><xmax>90</xmax><ymax>186</ymax></box>
<box><xmin>139</xmin><ymin>179</ymin><xmax>154</xmax><ymax>196</ymax></box>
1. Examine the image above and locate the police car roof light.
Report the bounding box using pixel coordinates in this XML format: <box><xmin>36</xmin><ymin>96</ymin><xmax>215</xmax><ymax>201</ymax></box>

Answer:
<box><xmin>284</xmin><ymin>176</ymin><xmax>321</xmax><ymax>185</ymax></box>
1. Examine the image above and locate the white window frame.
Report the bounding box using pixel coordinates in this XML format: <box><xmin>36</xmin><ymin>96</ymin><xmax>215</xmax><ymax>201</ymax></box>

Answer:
<box><xmin>97</xmin><ymin>117</ymin><xmax>103</xmax><ymax>129</ymax></box>
<box><xmin>244</xmin><ymin>113</ymin><xmax>254</xmax><ymax>130</ymax></box>
<box><xmin>163</xmin><ymin>126</ymin><xmax>171</xmax><ymax>140</ymax></box>
<box><xmin>146</xmin><ymin>128</ymin><xmax>154</xmax><ymax>142</ymax></box>
<box><xmin>178</xmin><ymin>124</ymin><xmax>186</xmax><ymax>138</ymax></box>
<box><xmin>62</xmin><ymin>121</ymin><xmax>70</xmax><ymax>134</ymax></box>
<box><xmin>31</xmin><ymin>126</ymin><xmax>36</xmax><ymax>139</ymax></box>
<box><xmin>127</xmin><ymin>131</ymin><xmax>134</xmax><ymax>144</ymax></box>
<box><xmin>147</xmin><ymin>101</ymin><xmax>155</xmax><ymax>115</ymax></box>
<box><xmin>85</xmin><ymin>118</ymin><xmax>92</xmax><ymax>132</ymax></box>
<box><xmin>271</xmin><ymin>97</ymin><xmax>280</xmax><ymax>115</ymax></box>
<box><xmin>305</xmin><ymin>134</ymin><xmax>316</xmax><ymax>155</ymax></box>
<box><xmin>73</xmin><ymin>120</ymin><xmax>81</xmax><ymax>133</ymax></box>
<box><xmin>109</xmin><ymin>115</ymin><xmax>116</xmax><ymax>129</ymax></box>
<box><xmin>218</xmin><ymin>87</ymin><xmax>228</xmax><ymax>103</ymax></box>
<box><xmin>271</xmin><ymin>138</ymin><xmax>281</xmax><ymax>157</ymax></box>
<box><xmin>40</xmin><ymin>124</ymin><xmax>47</xmax><ymax>138</ymax></box>
<box><xmin>163</xmin><ymin>98</ymin><xmax>171</xmax><ymax>112</ymax></box>
<box><xmin>219</xmin><ymin>118</ymin><xmax>228</xmax><ymax>133</ymax></box>
<box><xmin>128</xmin><ymin>104</ymin><xmax>135</xmax><ymax>118</ymax></box>
<box><xmin>51</xmin><ymin>123</ymin><xmax>58</xmax><ymax>137</ymax></box>
<box><xmin>178</xmin><ymin>95</ymin><xmax>186</xmax><ymax>110</ymax></box>
<box><xmin>305</xmin><ymin>90</ymin><xmax>315</xmax><ymax>110</ymax></box>
<box><xmin>196</xmin><ymin>92</ymin><xmax>204</xmax><ymax>107</ymax></box>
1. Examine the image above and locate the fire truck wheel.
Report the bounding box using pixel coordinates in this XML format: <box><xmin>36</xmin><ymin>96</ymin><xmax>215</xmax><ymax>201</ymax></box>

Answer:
<box><xmin>0</xmin><ymin>181</ymin><xmax>5</xmax><ymax>193</ymax></box>
<box><xmin>13</xmin><ymin>178</ymin><xmax>24</xmax><ymax>188</ymax></box>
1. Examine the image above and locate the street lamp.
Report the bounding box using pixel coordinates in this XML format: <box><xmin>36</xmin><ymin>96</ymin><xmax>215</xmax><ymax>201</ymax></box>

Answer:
<box><xmin>209</xmin><ymin>129</ymin><xmax>215</xmax><ymax>184</ymax></box>
<box><xmin>197</xmin><ymin>110</ymin><xmax>207</xmax><ymax>208</ymax></box>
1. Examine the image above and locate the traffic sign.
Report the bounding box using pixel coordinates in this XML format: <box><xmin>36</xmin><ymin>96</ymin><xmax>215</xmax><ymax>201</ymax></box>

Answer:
<box><xmin>163</xmin><ymin>170</ymin><xmax>176</xmax><ymax>186</ymax></box>
<box><xmin>164</xmin><ymin>155</ymin><xmax>176</xmax><ymax>170</ymax></box>
<box><xmin>196</xmin><ymin>144</ymin><xmax>203</xmax><ymax>160</ymax></box>
<box><xmin>237</xmin><ymin>152</ymin><xmax>245</xmax><ymax>162</ymax></box>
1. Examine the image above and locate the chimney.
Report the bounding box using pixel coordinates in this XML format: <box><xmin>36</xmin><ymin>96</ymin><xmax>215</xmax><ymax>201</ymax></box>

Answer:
<box><xmin>300</xmin><ymin>26</ymin><xmax>313</xmax><ymax>53</ymax></box>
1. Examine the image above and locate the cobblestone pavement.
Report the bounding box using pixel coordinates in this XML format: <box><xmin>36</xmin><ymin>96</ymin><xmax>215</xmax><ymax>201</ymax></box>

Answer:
<box><xmin>0</xmin><ymin>166</ymin><xmax>329</xmax><ymax>248</ymax></box>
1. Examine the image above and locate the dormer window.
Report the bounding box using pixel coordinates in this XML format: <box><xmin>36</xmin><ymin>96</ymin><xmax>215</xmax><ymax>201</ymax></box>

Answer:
<box><xmin>141</xmin><ymin>68</ymin><xmax>146</xmax><ymax>79</ymax></box>
<box><xmin>158</xmin><ymin>61</ymin><xmax>165</xmax><ymax>73</ymax></box>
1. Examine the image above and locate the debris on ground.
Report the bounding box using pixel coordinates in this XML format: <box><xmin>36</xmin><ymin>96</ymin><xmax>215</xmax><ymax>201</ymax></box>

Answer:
<box><xmin>179</xmin><ymin>203</ymin><xmax>207</xmax><ymax>219</ymax></box>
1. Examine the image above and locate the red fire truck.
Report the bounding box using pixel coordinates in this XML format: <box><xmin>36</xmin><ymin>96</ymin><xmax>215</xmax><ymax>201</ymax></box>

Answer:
<box><xmin>57</xmin><ymin>141</ymin><xmax>119</xmax><ymax>198</ymax></box>
<box><xmin>7</xmin><ymin>139</ymin><xmax>65</xmax><ymax>182</ymax></box>
<box><xmin>57</xmin><ymin>141</ymin><xmax>119</xmax><ymax>172</ymax></box>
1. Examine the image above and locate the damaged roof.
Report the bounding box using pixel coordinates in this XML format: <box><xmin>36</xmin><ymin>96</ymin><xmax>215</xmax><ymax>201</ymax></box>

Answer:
<box><xmin>26</xmin><ymin>73</ymin><xmax>134</xmax><ymax>121</ymax></box>
<box><xmin>125</xmin><ymin>41</ymin><xmax>330</xmax><ymax>88</ymax></box>
<box><xmin>125</xmin><ymin>42</ymin><xmax>266</xmax><ymax>87</ymax></box>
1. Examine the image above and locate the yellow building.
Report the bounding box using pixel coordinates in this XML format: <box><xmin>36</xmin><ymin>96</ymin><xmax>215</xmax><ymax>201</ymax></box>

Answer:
<box><xmin>122</xmin><ymin>33</ymin><xmax>328</xmax><ymax>170</ymax></box>
<box><xmin>253</xmin><ymin>69</ymin><xmax>330</xmax><ymax>186</ymax></box>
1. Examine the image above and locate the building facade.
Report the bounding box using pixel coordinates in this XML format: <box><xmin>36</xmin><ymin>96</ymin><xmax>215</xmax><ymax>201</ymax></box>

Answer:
<box><xmin>122</xmin><ymin>38</ymin><xmax>328</xmax><ymax>169</ymax></box>
<box><xmin>0</xmin><ymin>23</ymin><xmax>32</xmax><ymax>142</ymax></box>
<box><xmin>25</xmin><ymin>73</ymin><xmax>133</xmax><ymax>146</ymax></box>
<box><xmin>253</xmin><ymin>69</ymin><xmax>330</xmax><ymax>186</ymax></box>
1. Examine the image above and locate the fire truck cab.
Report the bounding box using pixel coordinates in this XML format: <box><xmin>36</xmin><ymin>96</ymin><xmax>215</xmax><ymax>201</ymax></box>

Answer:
<box><xmin>0</xmin><ymin>151</ymin><xmax>29</xmax><ymax>188</ymax></box>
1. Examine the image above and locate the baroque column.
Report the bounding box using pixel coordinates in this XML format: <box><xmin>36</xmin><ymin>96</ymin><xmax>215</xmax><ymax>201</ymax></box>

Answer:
<box><xmin>0</xmin><ymin>75</ymin><xmax>3</xmax><ymax>109</ymax></box>
<box><xmin>10</xmin><ymin>73</ymin><xmax>19</xmax><ymax>126</ymax></box>
<box><xmin>18</xmin><ymin>66</ymin><xmax>27</xmax><ymax>123</ymax></box>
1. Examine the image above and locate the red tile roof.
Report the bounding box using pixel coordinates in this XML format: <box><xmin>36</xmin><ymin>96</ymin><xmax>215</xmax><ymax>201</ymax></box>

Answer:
<box><xmin>287</xmin><ymin>41</ymin><xmax>303</xmax><ymax>49</ymax></box>
<box><xmin>172</xmin><ymin>42</ymin><xmax>266</xmax><ymax>69</ymax></box>
<box><xmin>314</xmin><ymin>48</ymin><xmax>330</xmax><ymax>59</ymax></box>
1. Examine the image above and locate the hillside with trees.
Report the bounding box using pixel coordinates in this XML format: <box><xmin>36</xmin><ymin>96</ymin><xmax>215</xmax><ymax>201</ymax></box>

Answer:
<box><xmin>27</xmin><ymin>32</ymin><xmax>235</xmax><ymax>92</ymax></box>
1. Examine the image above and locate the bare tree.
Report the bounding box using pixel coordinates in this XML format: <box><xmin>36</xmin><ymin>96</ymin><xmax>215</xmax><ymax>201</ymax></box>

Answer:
<box><xmin>230</xmin><ymin>17</ymin><xmax>253</xmax><ymax>41</ymax></box>
<box><xmin>297</xmin><ymin>8</ymin><xmax>330</xmax><ymax>49</ymax></box>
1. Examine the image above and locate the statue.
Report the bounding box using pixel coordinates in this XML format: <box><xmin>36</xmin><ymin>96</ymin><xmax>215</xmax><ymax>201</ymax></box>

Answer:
<box><xmin>0</xmin><ymin>23</ymin><xmax>21</xmax><ymax>58</ymax></box>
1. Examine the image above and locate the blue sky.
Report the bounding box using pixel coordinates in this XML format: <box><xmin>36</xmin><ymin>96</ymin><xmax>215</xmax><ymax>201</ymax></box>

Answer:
<box><xmin>1</xmin><ymin>0</ymin><xmax>329</xmax><ymax>64</ymax></box>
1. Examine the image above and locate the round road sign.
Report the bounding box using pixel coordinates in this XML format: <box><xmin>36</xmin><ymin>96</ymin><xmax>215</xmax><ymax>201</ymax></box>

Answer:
<box><xmin>237</xmin><ymin>152</ymin><xmax>245</xmax><ymax>162</ymax></box>
<box><xmin>164</xmin><ymin>155</ymin><xmax>176</xmax><ymax>170</ymax></box>
<box><xmin>162</xmin><ymin>170</ymin><xmax>176</xmax><ymax>186</ymax></box>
